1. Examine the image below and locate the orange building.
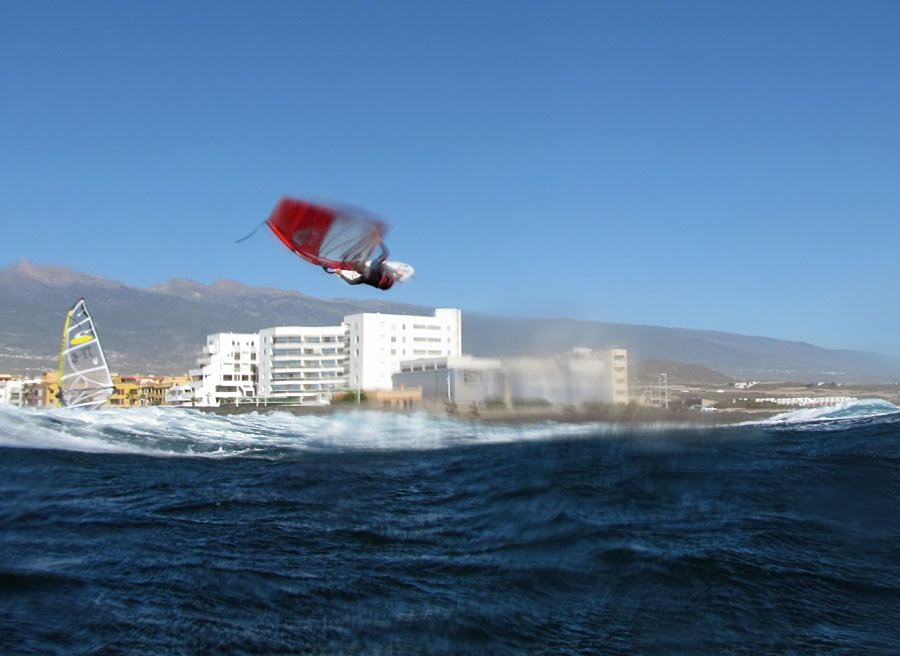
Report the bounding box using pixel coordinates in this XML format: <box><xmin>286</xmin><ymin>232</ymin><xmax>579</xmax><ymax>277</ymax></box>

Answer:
<box><xmin>141</xmin><ymin>375</ymin><xmax>192</xmax><ymax>406</ymax></box>
<box><xmin>109</xmin><ymin>375</ymin><xmax>141</xmax><ymax>407</ymax></box>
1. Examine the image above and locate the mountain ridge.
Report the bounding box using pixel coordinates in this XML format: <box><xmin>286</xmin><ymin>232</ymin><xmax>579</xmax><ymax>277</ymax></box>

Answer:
<box><xmin>1</xmin><ymin>260</ymin><xmax>897</xmax><ymax>382</ymax></box>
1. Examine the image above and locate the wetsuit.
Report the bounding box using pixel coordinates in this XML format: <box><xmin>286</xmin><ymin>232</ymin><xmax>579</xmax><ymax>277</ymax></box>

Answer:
<box><xmin>336</xmin><ymin>257</ymin><xmax>394</xmax><ymax>290</ymax></box>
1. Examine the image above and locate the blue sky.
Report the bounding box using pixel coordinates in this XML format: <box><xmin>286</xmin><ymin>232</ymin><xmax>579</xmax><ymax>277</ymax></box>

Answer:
<box><xmin>2</xmin><ymin>1</ymin><xmax>898</xmax><ymax>356</ymax></box>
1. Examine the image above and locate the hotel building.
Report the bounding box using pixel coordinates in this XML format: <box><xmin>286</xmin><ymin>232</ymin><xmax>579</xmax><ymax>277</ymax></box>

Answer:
<box><xmin>256</xmin><ymin>325</ymin><xmax>349</xmax><ymax>405</ymax></box>
<box><xmin>188</xmin><ymin>309</ymin><xmax>462</xmax><ymax>407</ymax></box>
<box><xmin>345</xmin><ymin>308</ymin><xmax>462</xmax><ymax>392</ymax></box>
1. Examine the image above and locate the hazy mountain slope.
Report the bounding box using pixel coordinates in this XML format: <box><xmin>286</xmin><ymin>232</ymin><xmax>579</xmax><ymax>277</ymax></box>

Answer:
<box><xmin>2</xmin><ymin>261</ymin><xmax>897</xmax><ymax>381</ymax></box>
<box><xmin>461</xmin><ymin>314</ymin><xmax>897</xmax><ymax>382</ymax></box>
<box><xmin>632</xmin><ymin>359</ymin><xmax>734</xmax><ymax>386</ymax></box>
<box><xmin>0</xmin><ymin>261</ymin><xmax>429</xmax><ymax>374</ymax></box>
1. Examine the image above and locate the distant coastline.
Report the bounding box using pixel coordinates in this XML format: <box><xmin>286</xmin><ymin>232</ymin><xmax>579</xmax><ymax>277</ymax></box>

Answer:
<box><xmin>196</xmin><ymin>400</ymin><xmax>778</xmax><ymax>426</ymax></box>
<box><xmin>195</xmin><ymin>382</ymin><xmax>900</xmax><ymax>426</ymax></box>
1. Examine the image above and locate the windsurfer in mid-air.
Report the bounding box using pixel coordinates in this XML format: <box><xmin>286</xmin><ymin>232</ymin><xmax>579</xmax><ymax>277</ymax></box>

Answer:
<box><xmin>334</xmin><ymin>249</ymin><xmax>396</xmax><ymax>290</ymax></box>
<box><xmin>251</xmin><ymin>197</ymin><xmax>414</xmax><ymax>291</ymax></box>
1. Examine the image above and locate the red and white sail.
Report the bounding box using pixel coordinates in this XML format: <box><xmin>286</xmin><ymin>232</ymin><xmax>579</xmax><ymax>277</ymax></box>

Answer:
<box><xmin>265</xmin><ymin>197</ymin><xmax>388</xmax><ymax>271</ymax></box>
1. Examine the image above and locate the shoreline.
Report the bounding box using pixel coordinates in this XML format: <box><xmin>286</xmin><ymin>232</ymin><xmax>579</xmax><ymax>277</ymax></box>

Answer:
<box><xmin>196</xmin><ymin>401</ymin><xmax>780</xmax><ymax>426</ymax></box>
<box><xmin>191</xmin><ymin>385</ymin><xmax>899</xmax><ymax>426</ymax></box>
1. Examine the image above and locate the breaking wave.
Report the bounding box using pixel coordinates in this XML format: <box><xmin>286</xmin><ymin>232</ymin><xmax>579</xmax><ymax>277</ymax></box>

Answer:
<box><xmin>0</xmin><ymin>406</ymin><xmax>614</xmax><ymax>457</ymax></box>
<box><xmin>762</xmin><ymin>397</ymin><xmax>900</xmax><ymax>425</ymax></box>
<box><xmin>1</xmin><ymin>397</ymin><xmax>898</xmax><ymax>458</ymax></box>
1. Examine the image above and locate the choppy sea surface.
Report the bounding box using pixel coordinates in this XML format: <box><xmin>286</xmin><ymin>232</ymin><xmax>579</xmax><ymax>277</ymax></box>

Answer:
<box><xmin>1</xmin><ymin>399</ymin><xmax>899</xmax><ymax>655</ymax></box>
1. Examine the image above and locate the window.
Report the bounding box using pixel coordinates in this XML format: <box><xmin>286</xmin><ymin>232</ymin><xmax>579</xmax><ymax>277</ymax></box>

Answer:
<box><xmin>464</xmin><ymin>370</ymin><xmax>482</xmax><ymax>384</ymax></box>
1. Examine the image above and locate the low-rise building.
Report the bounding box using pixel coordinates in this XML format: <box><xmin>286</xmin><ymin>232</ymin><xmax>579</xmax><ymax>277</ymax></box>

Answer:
<box><xmin>165</xmin><ymin>382</ymin><xmax>196</xmax><ymax>407</ymax></box>
<box><xmin>0</xmin><ymin>375</ymin><xmax>25</xmax><ymax>407</ymax></box>
<box><xmin>502</xmin><ymin>349</ymin><xmax>627</xmax><ymax>406</ymax></box>
<box><xmin>394</xmin><ymin>348</ymin><xmax>629</xmax><ymax>407</ymax></box>
<box><xmin>109</xmin><ymin>375</ymin><xmax>141</xmax><ymax>407</ymax></box>
<box><xmin>140</xmin><ymin>375</ymin><xmax>192</xmax><ymax>406</ymax></box>
<box><xmin>394</xmin><ymin>355</ymin><xmax>504</xmax><ymax>405</ymax></box>
<box><xmin>23</xmin><ymin>371</ymin><xmax>60</xmax><ymax>408</ymax></box>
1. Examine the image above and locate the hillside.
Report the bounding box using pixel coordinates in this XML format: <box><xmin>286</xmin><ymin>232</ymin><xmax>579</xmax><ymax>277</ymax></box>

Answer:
<box><xmin>2</xmin><ymin>261</ymin><xmax>898</xmax><ymax>382</ymax></box>
<box><xmin>0</xmin><ymin>261</ymin><xmax>427</xmax><ymax>375</ymax></box>
<box><xmin>632</xmin><ymin>360</ymin><xmax>733</xmax><ymax>386</ymax></box>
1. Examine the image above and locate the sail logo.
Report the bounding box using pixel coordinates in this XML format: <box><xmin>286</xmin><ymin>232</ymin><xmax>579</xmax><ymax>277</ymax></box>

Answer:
<box><xmin>71</xmin><ymin>334</ymin><xmax>94</xmax><ymax>345</ymax></box>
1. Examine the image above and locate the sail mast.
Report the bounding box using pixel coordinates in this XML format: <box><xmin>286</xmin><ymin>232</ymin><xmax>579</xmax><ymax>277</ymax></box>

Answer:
<box><xmin>57</xmin><ymin>304</ymin><xmax>74</xmax><ymax>406</ymax></box>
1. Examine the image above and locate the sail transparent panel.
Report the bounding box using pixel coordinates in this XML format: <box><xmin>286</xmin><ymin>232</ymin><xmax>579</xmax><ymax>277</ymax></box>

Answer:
<box><xmin>317</xmin><ymin>212</ymin><xmax>384</xmax><ymax>267</ymax></box>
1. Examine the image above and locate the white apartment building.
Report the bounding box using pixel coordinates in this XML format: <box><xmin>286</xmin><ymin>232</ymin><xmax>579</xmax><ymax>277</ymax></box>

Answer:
<box><xmin>0</xmin><ymin>377</ymin><xmax>25</xmax><ymax>407</ymax></box>
<box><xmin>344</xmin><ymin>308</ymin><xmax>462</xmax><ymax>392</ymax></box>
<box><xmin>185</xmin><ymin>309</ymin><xmax>462</xmax><ymax>406</ymax></box>
<box><xmin>189</xmin><ymin>333</ymin><xmax>258</xmax><ymax>407</ymax></box>
<box><xmin>257</xmin><ymin>325</ymin><xmax>349</xmax><ymax>404</ymax></box>
<box><xmin>609</xmin><ymin>348</ymin><xmax>629</xmax><ymax>404</ymax></box>
<box><xmin>164</xmin><ymin>383</ymin><xmax>195</xmax><ymax>407</ymax></box>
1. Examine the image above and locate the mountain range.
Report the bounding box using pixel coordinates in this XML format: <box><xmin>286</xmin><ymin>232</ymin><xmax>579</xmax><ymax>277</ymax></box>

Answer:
<box><xmin>1</xmin><ymin>260</ymin><xmax>897</xmax><ymax>383</ymax></box>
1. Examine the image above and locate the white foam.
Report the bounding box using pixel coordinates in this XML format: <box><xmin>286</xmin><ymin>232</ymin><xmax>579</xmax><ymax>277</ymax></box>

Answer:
<box><xmin>760</xmin><ymin>397</ymin><xmax>900</xmax><ymax>425</ymax></box>
<box><xmin>3</xmin><ymin>398</ymin><xmax>896</xmax><ymax>457</ymax></box>
<box><xmin>0</xmin><ymin>406</ymin><xmax>621</xmax><ymax>457</ymax></box>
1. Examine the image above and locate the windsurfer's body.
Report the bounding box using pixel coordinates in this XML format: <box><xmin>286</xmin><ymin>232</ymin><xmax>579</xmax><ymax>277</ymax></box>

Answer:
<box><xmin>334</xmin><ymin>245</ymin><xmax>397</xmax><ymax>290</ymax></box>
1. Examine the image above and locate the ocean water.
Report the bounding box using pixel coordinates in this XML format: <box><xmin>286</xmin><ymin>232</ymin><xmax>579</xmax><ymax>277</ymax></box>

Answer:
<box><xmin>1</xmin><ymin>401</ymin><xmax>899</xmax><ymax>655</ymax></box>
